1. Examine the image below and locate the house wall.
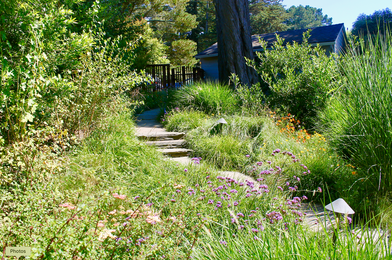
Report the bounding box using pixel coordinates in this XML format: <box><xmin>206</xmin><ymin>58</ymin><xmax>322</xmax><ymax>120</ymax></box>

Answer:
<box><xmin>321</xmin><ymin>45</ymin><xmax>334</xmax><ymax>56</ymax></box>
<box><xmin>200</xmin><ymin>57</ymin><xmax>219</xmax><ymax>80</ymax></box>
<box><xmin>334</xmin><ymin>28</ymin><xmax>346</xmax><ymax>54</ymax></box>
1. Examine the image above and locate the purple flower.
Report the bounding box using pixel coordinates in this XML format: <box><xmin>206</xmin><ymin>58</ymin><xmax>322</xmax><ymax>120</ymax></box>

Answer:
<box><xmin>171</xmin><ymin>199</ymin><xmax>176</xmax><ymax>202</ymax></box>
<box><xmin>219</xmin><ymin>240</ymin><xmax>227</xmax><ymax>246</ymax></box>
<box><xmin>134</xmin><ymin>196</ymin><xmax>140</xmax><ymax>200</ymax></box>
<box><xmin>252</xmin><ymin>228</ymin><xmax>259</xmax><ymax>233</ymax></box>
<box><xmin>346</xmin><ymin>216</ymin><xmax>352</xmax><ymax>225</ymax></box>
<box><xmin>317</xmin><ymin>187</ymin><xmax>322</xmax><ymax>193</ymax></box>
<box><xmin>208</xmin><ymin>199</ymin><xmax>214</xmax><ymax>204</ymax></box>
<box><xmin>234</xmin><ymin>201</ymin><xmax>239</xmax><ymax>206</ymax></box>
<box><xmin>256</xmin><ymin>161</ymin><xmax>263</xmax><ymax>166</ymax></box>
<box><xmin>277</xmin><ymin>186</ymin><xmax>283</xmax><ymax>191</ymax></box>
<box><xmin>237</xmin><ymin>212</ymin><xmax>245</xmax><ymax>217</ymax></box>
<box><xmin>184</xmin><ymin>168</ymin><xmax>188</xmax><ymax>172</ymax></box>
<box><xmin>289</xmin><ymin>187</ymin><xmax>296</xmax><ymax>192</ymax></box>
<box><xmin>246</xmin><ymin>154</ymin><xmax>250</xmax><ymax>158</ymax></box>
<box><xmin>230</xmin><ymin>189</ymin><xmax>238</xmax><ymax>193</ymax></box>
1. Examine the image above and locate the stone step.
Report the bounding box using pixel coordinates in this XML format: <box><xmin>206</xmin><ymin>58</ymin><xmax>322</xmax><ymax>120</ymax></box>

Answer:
<box><xmin>146</xmin><ymin>140</ymin><xmax>186</xmax><ymax>148</ymax></box>
<box><xmin>159</xmin><ymin>148</ymin><xmax>192</xmax><ymax>157</ymax></box>
<box><xmin>136</xmin><ymin>132</ymin><xmax>185</xmax><ymax>141</ymax></box>
<box><xmin>167</xmin><ymin>157</ymin><xmax>194</xmax><ymax>165</ymax></box>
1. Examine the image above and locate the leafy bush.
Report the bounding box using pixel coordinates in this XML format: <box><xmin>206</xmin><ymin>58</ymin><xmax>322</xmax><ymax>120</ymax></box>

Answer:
<box><xmin>230</xmin><ymin>73</ymin><xmax>266</xmax><ymax>116</ymax></box>
<box><xmin>320</xmin><ymin>28</ymin><xmax>392</xmax><ymax>212</ymax></box>
<box><xmin>0</xmin><ymin>0</ymin><xmax>149</xmax><ymax>145</ymax></box>
<box><xmin>248</xmin><ymin>32</ymin><xmax>341</xmax><ymax>128</ymax></box>
<box><xmin>173</xmin><ymin>81</ymin><xmax>239</xmax><ymax>115</ymax></box>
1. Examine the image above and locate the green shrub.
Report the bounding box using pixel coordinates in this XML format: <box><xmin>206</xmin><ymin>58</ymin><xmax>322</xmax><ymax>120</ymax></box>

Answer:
<box><xmin>248</xmin><ymin>32</ymin><xmax>341</xmax><ymax>128</ymax></box>
<box><xmin>173</xmin><ymin>81</ymin><xmax>239</xmax><ymax>115</ymax></box>
<box><xmin>320</xmin><ymin>28</ymin><xmax>392</xmax><ymax>213</ymax></box>
<box><xmin>231</xmin><ymin>74</ymin><xmax>266</xmax><ymax>116</ymax></box>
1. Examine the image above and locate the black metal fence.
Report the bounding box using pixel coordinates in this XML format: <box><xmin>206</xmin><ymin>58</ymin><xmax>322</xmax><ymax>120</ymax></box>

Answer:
<box><xmin>145</xmin><ymin>64</ymin><xmax>204</xmax><ymax>91</ymax></box>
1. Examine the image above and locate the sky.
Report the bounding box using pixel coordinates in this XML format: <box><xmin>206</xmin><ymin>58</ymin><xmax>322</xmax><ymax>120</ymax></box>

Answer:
<box><xmin>282</xmin><ymin>0</ymin><xmax>391</xmax><ymax>31</ymax></box>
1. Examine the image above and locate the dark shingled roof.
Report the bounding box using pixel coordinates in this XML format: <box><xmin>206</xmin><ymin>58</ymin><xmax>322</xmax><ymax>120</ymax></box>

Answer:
<box><xmin>195</xmin><ymin>23</ymin><xmax>345</xmax><ymax>58</ymax></box>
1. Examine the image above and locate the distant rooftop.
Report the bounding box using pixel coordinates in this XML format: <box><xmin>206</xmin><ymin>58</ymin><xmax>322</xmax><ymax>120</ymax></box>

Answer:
<box><xmin>195</xmin><ymin>23</ymin><xmax>345</xmax><ymax>58</ymax></box>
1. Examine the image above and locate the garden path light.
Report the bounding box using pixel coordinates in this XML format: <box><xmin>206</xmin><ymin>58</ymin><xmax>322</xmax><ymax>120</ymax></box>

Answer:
<box><xmin>209</xmin><ymin>118</ymin><xmax>227</xmax><ymax>135</ymax></box>
<box><xmin>325</xmin><ymin>198</ymin><xmax>355</xmax><ymax>215</ymax></box>
<box><xmin>325</xmin><ymin>198</ymin><xmax>354</xmax><ymax>244</ymax></box>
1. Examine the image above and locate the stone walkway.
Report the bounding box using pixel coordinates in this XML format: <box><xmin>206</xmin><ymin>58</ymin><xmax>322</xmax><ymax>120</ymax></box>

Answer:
<box><xmin>135</xmin><ymin>109</ymin><xmax>390</xmax><ymax>251</ymax></box>
<box><xmin>135</xmin><ymin>108</ymin><xmax>193</xmax><ymax>164</ymax></box>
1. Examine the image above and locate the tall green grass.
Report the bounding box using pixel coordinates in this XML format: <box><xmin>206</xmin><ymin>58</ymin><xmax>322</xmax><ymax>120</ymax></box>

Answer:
<box><xmin>173</xmin><ymin>81</ymin><xmax>239</xmax><ymax>115</ymax></box>
<box><xmin>321</xmin><ymin>29</ymin><xmax>392</xmax><ymax>211</ymax></box>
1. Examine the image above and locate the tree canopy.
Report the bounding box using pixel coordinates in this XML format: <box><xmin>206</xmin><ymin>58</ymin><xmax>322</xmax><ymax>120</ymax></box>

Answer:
<box><xmin>352</xmin><ymin>8</ymin><xmax>392</xmax><ymax>37</ymax></box>
<box><xmin>186</xmin><ymin>0</ymin><xmax>217</xmax><ymax>53</ymax></box>
<box><xmin>285</xmin><ymin>5</ymin><xmax>332</xmax><ymax>30</ymax></box>
<box><xmin>249</xmin><ymin>0</ymin><xmax>289</xmax><ymax>34</ymax></box>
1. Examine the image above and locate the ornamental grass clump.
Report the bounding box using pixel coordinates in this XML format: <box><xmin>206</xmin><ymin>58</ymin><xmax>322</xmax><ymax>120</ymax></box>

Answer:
<box><xmin>172</xmin><ymin>81</ymin><xmax>239</xmax><ymax>115</ymax></box>
<box><xmin>320</xmin><ymin>28</ymin><xmax>392</xmax><ymax>213</ymax></box>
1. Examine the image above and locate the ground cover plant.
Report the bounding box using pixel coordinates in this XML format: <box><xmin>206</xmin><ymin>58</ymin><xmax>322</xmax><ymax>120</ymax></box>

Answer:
<box><xmin>163</xmin><ymin>87</ymin><xmax>357</xmax><ymax>206</ymax></box>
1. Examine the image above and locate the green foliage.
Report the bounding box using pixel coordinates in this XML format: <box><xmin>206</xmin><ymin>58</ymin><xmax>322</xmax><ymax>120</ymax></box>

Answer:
<box><xmin>0</xmin><ymin>0</ymin><xmax>149</xmax><ymax>145</ymax></box>
<box><xmin>176</xmin><ymin>115</ymin><xmax>269</xmax><ymax>170</ymax></box>
<box><xmin>0</xmin><ymin>109</ymin><xmax>326</xmax><ymax>259</ymax></box>
<box><xmin>230</xmin><ymin>73</ymin><xmax>266</xmax><ymax>116</ymax></box>
<box><xmin>173</xmin><ymin>81</ymin><xmax>239</xmax><ymax>115</ymax></box>
<box><xmin>163</xmin><ymin>108</ymin><xmax>209</xmax><ymax>132</ymax></box>
<box><xmin>285</xmin><ymin>5</ymin><xmax>333</xmax><ymax>30</ymax></box>
<box><xmin>248</xmin><ymin>32</ymin><xmax>340</xmax><ymax>128</ymax></box>
<box><xmin>249</xmin><ymin>0</ymin><xmax>289</xmax><ymax>34</ymax></box>
<box><xmin>320</xmin><ymin>28</ymin><xmax>392</xmax><ymax>213</ymax></box>
<box><xmin>186</xmin><ymin>0</ymin><xmax>217</xmax><ymax>53</ymax></box>
<box><xmin>352</xmin><ymin>8</ymin><xmax>392</xmax><ymax>37</ymax></box>
<box><xmin>168</xmin><ymin>39</ymin><xmax>198</xmax><ymax>67</ymax></box>
<box><xmin>192</xmin><ymin>218</ymin><xmax>388</xmax><ymax>259</ymax></box>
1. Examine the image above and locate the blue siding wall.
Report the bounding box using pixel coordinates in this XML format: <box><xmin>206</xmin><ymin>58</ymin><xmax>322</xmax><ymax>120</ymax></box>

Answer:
<box><xmin>200</xmin><ymin>57</ymin><xmax>219</xmax><ymax>80</ymax></box>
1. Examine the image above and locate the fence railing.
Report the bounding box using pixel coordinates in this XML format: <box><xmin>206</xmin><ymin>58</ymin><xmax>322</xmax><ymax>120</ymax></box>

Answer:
<box><xmin>145</xmin><ymin>64</ymin><xmax>204</xmax><ymax>91</ymax></box>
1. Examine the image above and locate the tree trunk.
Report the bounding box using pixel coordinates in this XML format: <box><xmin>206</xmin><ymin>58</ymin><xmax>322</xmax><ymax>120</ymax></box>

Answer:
<box><xmin>213</xmin><ymin>0</ymin><xmax>258</xmax><ymax>86</ymax></box>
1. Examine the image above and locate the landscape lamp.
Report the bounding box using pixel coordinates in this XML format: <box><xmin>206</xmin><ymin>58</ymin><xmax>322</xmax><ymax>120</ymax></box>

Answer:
<box><xmin>325</xmin><ymin>198</ymin><xmax>355</xmax><ymax>243</ymax></box>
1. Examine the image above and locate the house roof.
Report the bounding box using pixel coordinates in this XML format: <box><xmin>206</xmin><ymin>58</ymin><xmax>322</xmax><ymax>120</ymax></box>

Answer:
<box><xmin>195</xmin><ymin>23</ymin><xmax>345</xmax><ymax>59</ymax></box>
